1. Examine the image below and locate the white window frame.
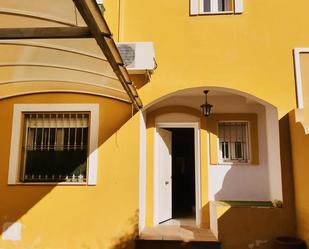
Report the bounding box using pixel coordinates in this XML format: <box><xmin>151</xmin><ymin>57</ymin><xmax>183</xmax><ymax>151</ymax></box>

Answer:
<box><xmin>200</xmin><ymin>0</ymin><xmax>234</xmax><ymax>14</ymax></box>
<box><xmin>190</xmin><ymin>0</ymin><xmax>243</xmax><ymax>15</ymax></box>
<box><xmin>217</xmin><ymin>120</ymin><xmax>251</xmax><ymax>165</ymax></box>
<box><xmin>8</xmin><ymin>104</ymin><xmax>99</xmax><ymax>186</ymax></box>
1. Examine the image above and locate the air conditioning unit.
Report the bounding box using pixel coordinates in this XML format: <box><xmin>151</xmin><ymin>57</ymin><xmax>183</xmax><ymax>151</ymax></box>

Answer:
<box><xmin>116</xmin><ymin>42</ymin><xmax>156</xmax><ymax>74</ymax></box>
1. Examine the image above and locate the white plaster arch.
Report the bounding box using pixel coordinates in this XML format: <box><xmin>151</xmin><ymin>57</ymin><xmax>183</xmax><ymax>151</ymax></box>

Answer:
<box><xmin>139</xmin><ymin>87</ymin><xmax>283</xmax><ymax>231</ymax></box>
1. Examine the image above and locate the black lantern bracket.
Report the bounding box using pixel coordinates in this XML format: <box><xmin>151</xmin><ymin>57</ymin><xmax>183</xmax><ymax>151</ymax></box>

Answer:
<box><xmin>201</xmin><ymin>90</ymin><xmax>213</xmax><ymax>117</ymax></box>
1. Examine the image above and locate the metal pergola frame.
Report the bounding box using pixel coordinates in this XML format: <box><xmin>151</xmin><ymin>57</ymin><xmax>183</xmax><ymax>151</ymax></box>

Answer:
<box><xmin>0</xmin><ymin>0</ymin><xmax>142</xmax><ymax>110</ymax></box>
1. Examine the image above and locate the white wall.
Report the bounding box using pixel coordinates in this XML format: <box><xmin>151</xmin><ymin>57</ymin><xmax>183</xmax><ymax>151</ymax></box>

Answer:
<box><xmin>139</xmin><ymin>111</ymin><xmax>146</xmax><ymax>232</ymax></box>
<box><xmin>265</xmin><ymin>105</ymin><xmax>283</xmax><ymax>201</ymax></box>
<box><xmin>207</xmin><ymin>96</ymin><xmax>282</xmax><ymax>201</ymax></box>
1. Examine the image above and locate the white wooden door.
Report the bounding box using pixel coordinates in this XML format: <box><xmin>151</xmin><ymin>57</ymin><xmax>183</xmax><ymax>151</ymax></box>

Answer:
<box><xmin>157</xmin><ymin>128</ymin><xmax>172</xmax><ymax>223</ymax></box>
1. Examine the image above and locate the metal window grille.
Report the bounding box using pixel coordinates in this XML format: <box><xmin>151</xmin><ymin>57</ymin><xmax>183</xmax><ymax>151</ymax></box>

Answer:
<box><xmin>20</xmin><ymin>112</ymin><xmax>90</xmax><ymax>183</ymax></box>
<box><xmin>218</xmin><ymin>121</ymin><xmax>249</xmax><ymax>163</ymax></box>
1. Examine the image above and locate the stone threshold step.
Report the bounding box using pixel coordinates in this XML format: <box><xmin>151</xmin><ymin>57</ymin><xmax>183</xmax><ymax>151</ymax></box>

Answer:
<box><xmin>135</xmin><ymin>239</ymin><xmax>221</xmax><ymax>249</ymax></box>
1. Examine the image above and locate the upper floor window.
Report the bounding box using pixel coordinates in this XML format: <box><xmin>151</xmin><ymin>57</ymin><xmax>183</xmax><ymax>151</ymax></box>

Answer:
<box><xmin>201</xmin><ymin>0</ymin><xmax>233</xmax><ymax>13</ymax></box>
<box><xmin>218</xmin><ymin>121</ymin><xmax>250</xmax><ymax>163</ymax></box>
<box><xmin>190</xmin><ymin>0</ymin><xmax>243</xmax><ymax>15</ymax></box>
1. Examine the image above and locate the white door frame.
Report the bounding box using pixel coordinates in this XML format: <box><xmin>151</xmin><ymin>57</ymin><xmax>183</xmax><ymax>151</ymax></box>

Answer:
<box><xmin>154</xmin><ymin>122</ymin><xmax>201</xmax><ymax>226</ymax></box>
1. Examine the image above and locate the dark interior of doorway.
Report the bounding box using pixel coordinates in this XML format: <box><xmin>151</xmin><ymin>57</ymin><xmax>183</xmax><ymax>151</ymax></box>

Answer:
<box><xmin>166</xmin><ymin>128</ymin><xmax>196</xmax><ymax>219</ymax></box>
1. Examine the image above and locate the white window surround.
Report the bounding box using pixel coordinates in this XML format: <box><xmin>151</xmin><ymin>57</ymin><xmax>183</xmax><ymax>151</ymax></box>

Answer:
<box><xmin>190</xmin><ymin>0</ymin><xmax>243</xmax><ymax>15</ymax></box>
<box><xmin>8</xmin><ymin>104</ymin><xmax>99</xmax><ymax>186</ymax></box>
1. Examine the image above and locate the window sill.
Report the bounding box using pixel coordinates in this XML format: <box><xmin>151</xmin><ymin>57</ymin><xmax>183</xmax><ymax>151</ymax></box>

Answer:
<box><xmin>210</xmin><ymin>162</ymin><xmax>255</xmax><ymax>167</ymax></box>
<box><xmin>198</xmin><ymin>11</ymin><xmax>234</xmax><ymax>15</ymax></box>
<box><xmin>9</xmin><ymin>182</ymin><xmax>89</xmax><ymax>186</ymax></box>
<box><xmin>215</xmin><ymin>201</ymin><xmax>277</xmax><ymax>208</ymax></box>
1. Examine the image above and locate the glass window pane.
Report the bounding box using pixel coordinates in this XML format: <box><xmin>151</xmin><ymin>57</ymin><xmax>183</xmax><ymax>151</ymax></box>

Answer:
<box><xmin>225</xmin><ymin>0</ymin><xmax>233</xmax><ymax>11</ymax></box>
<box><xmin>218</xmin><ymin>0</ymin><xmax>233</xmax><ymax>12</ymax></box>
<box><xmin>220</xmin><ymin>142</ymin><xmax>225</xmax><ymax>158</ymax></box>
<box><xmin>224</xmin><ymin>142</ymin><xmax>229</xmax><ymax>159</ymax></box>
<box><xmin>218</xmin><ymin>0</ymin><xmax>223</xmax><ymax>11</ymax></box>
<box><xmin>235</xmin><ymin>142</ymin><xmax>242</xmax><ymax>159</ymax></box>
<box><xmin>203</xmin><ymin>0</ymin><xmax>211</xmax><ymax>12</ymax></box>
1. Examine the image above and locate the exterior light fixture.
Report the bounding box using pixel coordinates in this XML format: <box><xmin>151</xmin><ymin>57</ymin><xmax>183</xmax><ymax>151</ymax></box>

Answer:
<box><xmin>201</xmin><ymin>90</ymin><xmax>213</xmax><ymax>117</ymax></box>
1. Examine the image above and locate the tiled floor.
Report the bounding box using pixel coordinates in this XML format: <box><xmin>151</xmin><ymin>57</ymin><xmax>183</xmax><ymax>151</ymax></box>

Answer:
<box><xmin>139</xmin><ymin>218</ymin><xmax>218</xmax><ymax>242</ymax></box>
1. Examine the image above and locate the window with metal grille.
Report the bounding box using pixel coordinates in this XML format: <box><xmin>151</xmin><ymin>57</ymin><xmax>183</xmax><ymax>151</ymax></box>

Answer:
<box><xmin>218</xmin><ymin>121</ymin><xmax>250</xmax><ymax>163</ymax></box>
<box><xmin>20</xmin><ymin>112</ymin><xmax>89</xmax><ymax>183</ymax></box>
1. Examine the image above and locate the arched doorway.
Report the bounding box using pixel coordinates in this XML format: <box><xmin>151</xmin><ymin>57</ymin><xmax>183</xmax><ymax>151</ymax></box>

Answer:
<box><xmin>139</xmin><ymin>87</ymin><xmax>282</xmax><ymax>234</ymax></box>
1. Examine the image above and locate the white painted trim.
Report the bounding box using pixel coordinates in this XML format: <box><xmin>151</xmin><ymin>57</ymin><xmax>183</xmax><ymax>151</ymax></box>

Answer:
<box><xmin>139</xmin><ymin>111</ymin><xmax>147</xmax><ymax>233</ymax></box>
<box><xmin>234</xmin><ymin>0</ymin><xmax>244</xmax><ymax>13</ymax></box>
<box><xmin>154</xmin><ymin>122</ymin><xmax>201</xmax><ymax>227</ymax></box>
<box><xmin>294</xmin><ymin>48</ymin><xmax>308</xmax><ymax>109</ymax></box>
<box><xmin>190</xmin><ymin>0</ymin><xmax>199</xmax><ymax>15</ymax></box>
<box><xmin>153</xmin><ymin>127</ymin><xmax>160</xmax><ymax>225</ymax></box>
<box><xmin>211</xmin><ymin>0</ymin><xmax>219</xmax><ymax>13</ymax></box>
<box><xmin>209</xmin><ymin>201</ymin><xmax>218</xmax><ymax>239</ymax></box>
<box><xmin>265</xmin><ymin>105</ymin><xmax>283</xmax><ymax>201</ymax></box>
<box><xmin>8</xmin><ymin>104</ymin><xmax>99</xmax><ymax>186</ymax></box>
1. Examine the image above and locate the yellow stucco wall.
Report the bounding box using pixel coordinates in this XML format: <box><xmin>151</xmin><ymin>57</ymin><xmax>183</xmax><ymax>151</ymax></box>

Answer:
<box><xmin>290</xmin><ymin>111</ymin><xmax>309</xmax><ymax>244</ymax></box>
<box><xmin>104</xmin><ymin>0</ymin><xmax>121</xmax><ymax>41</ymax></box>
<box><xmin>103</xmin><ymin>0</ymin><xmax>300</xmax><ymax>245</ymax></box>
<box><xmin>0</xmin><ymin>93</ymin><xmax>140</xmax><ymax>249</ymax></box>
<box><xmin>0</xmin><ymin>0</ymin><xmax>304</xmax><ymax>247</ymax></box>
<box><xmin>102</xmin><ymin>0</ymin><xmax>309</xmax><ymax>117</ymax></box>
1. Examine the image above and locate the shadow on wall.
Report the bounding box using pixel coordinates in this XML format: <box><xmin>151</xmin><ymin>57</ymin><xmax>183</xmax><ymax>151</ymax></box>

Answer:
<box><xmin>214</xmin><ymin>166</ymin><xmax>270</xmax><ymax>201</ymax></box>
<box><xmin>289</xmin><ymin>110</ymin><xmax>309</xmax><ymax>246</ymax></box>
<box><xmin>130</xmin><ymin>74</ymin><xmax>151</xmax><ymax>89</ymax></box>
<box><xmin>0</xmin><ymin>93</ymin><xmax>134</xmax><ymax>241</ymax></box>
<box><xmin>109</xmin><ymin>212</ymin><xmax>139</xmax><ymax>249</ymax></box>
<box><xmin>80</xmin><ymin>211</ymin><xmax>139</xmax><ymax>249</ymax></box>
<box><xmin>206</xmin><ymin>111</ymin><xmax>271</xmax><ymax>201</ymax></box>
<box><xmin>210</xmin><ymin>114</ymin><xmax>297</xmax><ymax>249</ymax></box>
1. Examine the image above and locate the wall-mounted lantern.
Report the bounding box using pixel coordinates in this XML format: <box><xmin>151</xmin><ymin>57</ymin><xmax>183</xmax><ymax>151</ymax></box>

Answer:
<box><xmin>201</xmin><ymin>90</ymin><xmax>213</xmax><ymax>117</ymax></box>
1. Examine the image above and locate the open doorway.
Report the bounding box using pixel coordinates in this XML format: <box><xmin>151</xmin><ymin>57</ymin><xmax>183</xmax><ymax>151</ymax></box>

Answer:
<box><xmin>167</xmin><ymin>128</ymin><xmax>196</xmax><ymax>220</ymax></box>
<box><xmin>155</xmin><ymin>125</ymin><xmax>198</xmax><ymax>226</ymax></box>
